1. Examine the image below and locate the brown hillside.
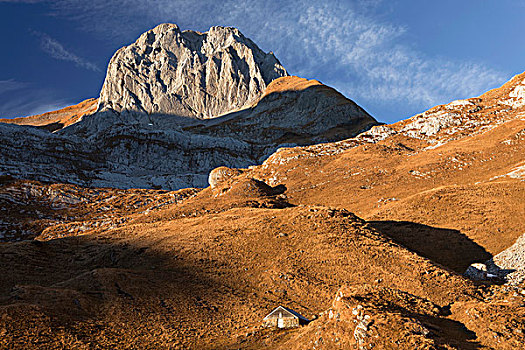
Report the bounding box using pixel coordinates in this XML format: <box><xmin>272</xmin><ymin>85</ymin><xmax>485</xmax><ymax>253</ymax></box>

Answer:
<box><xmin>0</xmin><ymin>98</ymin><xmax>97</xmax><ymax>132</ymax></box>
<box><xmin>262</xmin><ymin>76</ymin><xmax>323</xmax><ymax>96</ymax></box>
<box><xmin>0</xmin><ymin>177</ymin><xmax>480</xmax><ymax>349</ymax></box>
<box><xmin>248</xmin><ymin>75</ymin><xmax>525</xmax><ymax>259</ymax></box>
<box><xmin>0</xmin><ymin>72</ymin><xmax>525</xmax><ymax>348</ymax></box>
<box><xmin>258</xmin><ymin>76</ymin><xmax>353</xmax><ymax>105</ymax></box>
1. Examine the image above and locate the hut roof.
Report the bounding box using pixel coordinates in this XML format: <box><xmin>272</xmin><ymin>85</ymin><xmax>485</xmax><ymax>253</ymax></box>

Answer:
<box><xmin>263</xmin><ymin>306</ymin><xmax>309</xmax><ymax>322</ymax></box>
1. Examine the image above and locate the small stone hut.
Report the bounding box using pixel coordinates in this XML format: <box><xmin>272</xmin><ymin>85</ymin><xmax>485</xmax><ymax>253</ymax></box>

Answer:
<box><xmin>262</xmin><ymin>306</ymin><xmax>310</xmax><ymax>329</ymax></box>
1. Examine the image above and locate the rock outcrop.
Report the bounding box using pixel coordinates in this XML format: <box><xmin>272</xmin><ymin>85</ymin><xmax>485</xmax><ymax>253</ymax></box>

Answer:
<box><xmin>464</xmin><ymin>263</ymin><xmax>489</xmax><ymax>281</ymax></box>
<box><xmin>485</xmin><ymin>233</ymin><xmax>525</xmax><ymax>285</ymax></box>
<box><xmin>98</xmin><ymin>23</ymin><xmax>287</xmax><ymax>119</ymax></box>
<box><xmin>208</xmin><ymin>166</ymin><xmax>243</xmax><ymax>189</ymax></box>
<box><xmin>395</xmin><ymin>71</ymin><xmax>525</xmax><ymax>145</ymax></box>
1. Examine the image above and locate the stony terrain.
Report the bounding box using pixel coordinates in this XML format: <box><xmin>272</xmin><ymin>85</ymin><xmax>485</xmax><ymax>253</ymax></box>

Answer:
<box><xmin>0</xmin><ymin>74</ymin><xmax>375</xmax><ymax>190</ymax></box>
<box><xmin>485</xmin><ymin>233</ymin><xmax>525</xmax><ymax>286</ymax></box>
<box><xmin>1</xmin><ymin>23</ymin><xmax>525</xmax><ymax>350</ymax></box>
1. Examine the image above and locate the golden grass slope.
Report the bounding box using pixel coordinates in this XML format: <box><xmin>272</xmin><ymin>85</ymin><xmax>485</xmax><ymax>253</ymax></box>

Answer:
<box><xmin>0</xmin><ymin>98</ymin><xmax>97</xmax><ymax>132</ymax></box>
<box><xmin>0</xmin><ymin>73</ymin><xmax>525</xmax><ymax>348</ymax></box>
<box><xmin>249</xmin><ymin>79</ymin><xmax>525</xmax><ymax>260</ymax></box>
<box><xmin>0</xmin><ymin>179</ymin><xmax>479</xmax><ymax>349</ymax></box>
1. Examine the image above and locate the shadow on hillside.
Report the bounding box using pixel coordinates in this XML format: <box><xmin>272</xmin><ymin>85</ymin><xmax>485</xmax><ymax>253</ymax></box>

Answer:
<box><xmin>420</xmin><ymin>314</ymin><xmax>481</xmax><ymax>350</ymax></box>
<box><xmin>0</xmin><ymin>234</ymin><xmax>224</xmax><ymax>320</ymax></box>
<box><xmin>0</xmin><ymin>231</ymin><xmax>258</xmax><ymax>348</ymax></box>
<box><xmin>37</xmin><ymin>121</ymin><xmax>64</xmax><ymax>132</ymax></box>
<box><xmin>368</xmin><ymin>221</ymin><xmax>492</xmax><ymax>274</ymax></box>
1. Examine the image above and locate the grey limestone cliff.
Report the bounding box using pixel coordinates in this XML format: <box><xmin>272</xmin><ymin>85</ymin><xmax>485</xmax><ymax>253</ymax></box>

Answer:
<box><xmin>98</xmin><ymin>23</ymin><xmax>287</xmax><ymax>119</ymax></box>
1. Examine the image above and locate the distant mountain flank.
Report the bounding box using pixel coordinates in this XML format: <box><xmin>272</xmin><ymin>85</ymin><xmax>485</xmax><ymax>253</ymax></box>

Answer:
<box><xmin>0</xmin><ymin>98</ymin><xmax>97</xmax><ymax>132</ymax></box>
<box><xmin>0</xmin><ymin>24</ymin><xmax>377</xmax><ymax>190</ymax></box>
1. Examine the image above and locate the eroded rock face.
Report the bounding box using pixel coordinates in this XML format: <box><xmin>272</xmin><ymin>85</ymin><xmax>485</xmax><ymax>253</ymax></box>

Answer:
<box><xmin>98</xmin><ymin>23</ymin><xmax>287</xmax><ymax>119</ymax></box>
<box><xmin>504</xmin><ymin>79</ymin><xmax>525</xmax><ymax>108</ymax></box>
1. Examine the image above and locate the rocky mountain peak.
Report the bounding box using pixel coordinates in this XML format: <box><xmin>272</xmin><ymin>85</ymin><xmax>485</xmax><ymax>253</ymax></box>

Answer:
<box><xmin>97</xmin><ymin>23</ymin><xmax>287</xmax><ymax>119</ymax></box>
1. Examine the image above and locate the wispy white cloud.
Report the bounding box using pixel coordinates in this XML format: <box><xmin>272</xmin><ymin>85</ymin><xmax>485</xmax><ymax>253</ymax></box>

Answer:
<box><xmin>0</xmin><ymin>79</ymin><xmax>28</xmax><ymax>94</ymax></box>
<box><xmin>33</xmin><ymin>31</ymin><xmax>101</xmax><ymax>72</ymax></box>
<box><xmin>0</xmin><ymin>96</ymin><xmax>70</xmax><ymax>118</ymax></box>
<box><xmin>0</xmin><ymin>79</ymin><xmax>70</xmax><ymax>118</ymax></box>
<box><xmin>226</xmin><ymin>1</ymin><xmax>504</xmax><ymax>117</ymax></box>
<box><xmin>20</xmin><ymin>0</ymin><xmax>509</xmax><ymax>120</ymax></box>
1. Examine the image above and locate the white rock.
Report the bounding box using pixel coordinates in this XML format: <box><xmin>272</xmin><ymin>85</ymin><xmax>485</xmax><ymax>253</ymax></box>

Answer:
<box><xmin>98</xmin><ymin>23</ymin><xmax>287</xmax><ymax>119</ymax></box>
<box><xmin>486</xmin><ymin>233</ymin><xmax>525</xmax><ymax>285</ymax></box>
<box><xmin>401</xmin><ymin>111</ymin><xmax>462</xmax><ymax>138</ymax></box>
<box><xmin>464</xmin><ymin>263</ymin><xmax>488</xmax><ymax>280</ymax></box>
<box><xmin>446</xmin><ymin>99</ymin><xmax>473</xmax><ymax>109</ymax></box>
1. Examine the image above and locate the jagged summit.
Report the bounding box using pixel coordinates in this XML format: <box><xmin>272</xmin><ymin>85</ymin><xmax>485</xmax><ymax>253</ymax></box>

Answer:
<box><xmin>97</xmin><ymin>23</ymin><xmax>287</xmax><ymax>119</ymax></box>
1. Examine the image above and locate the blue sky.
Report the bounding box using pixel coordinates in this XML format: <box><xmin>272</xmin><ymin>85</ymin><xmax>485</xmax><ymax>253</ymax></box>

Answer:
<box><xmin>1</xmin><ymin>0</ymin><xmax>525</xmax><ymax>123</ymax></box>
